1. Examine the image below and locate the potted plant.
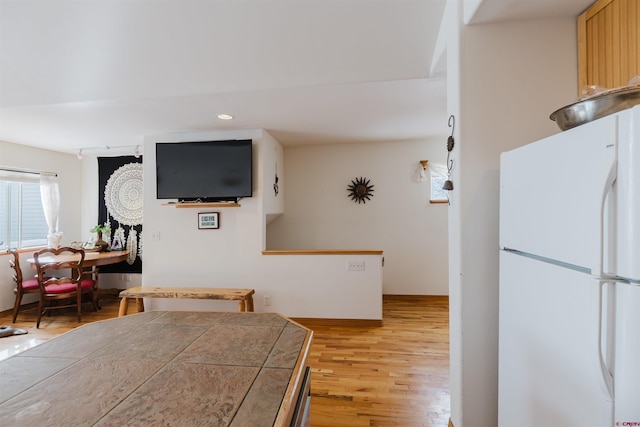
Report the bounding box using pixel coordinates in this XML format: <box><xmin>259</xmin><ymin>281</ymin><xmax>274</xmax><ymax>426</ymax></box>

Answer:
<box><xmin>90</xmin><ymin>223</ymin><xmax>111</xmax><ymax>251</ymax></box>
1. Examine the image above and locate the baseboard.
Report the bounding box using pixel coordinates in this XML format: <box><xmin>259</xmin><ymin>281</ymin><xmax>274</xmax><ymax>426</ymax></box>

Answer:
<box><xmin>383</xmin><ymin>294</ymin><xmax>449</xmax><ymax>303</ymax></box>
<box><xmin>98</xmin><ymin>288</ymin><xmax>125</xmax><ymax>297</ymax></box>
<box><xmin>1</xmin><ymin>290</ymin><xmax>126</xmax><ymax>317</ymax></box>
<box><xmin>0</xmin><ymin>302</ymin><xmax>36</xmax><ymax>317</ymax></box>
<box><xmin>290</xmin><ymin>318</ymin><xmax>383</xmax><ymax>328</ymax></box>
<box><xmin>288</xmin><ymin>296</ymin><xmax>449</xmax><ymax>328</ymax></box>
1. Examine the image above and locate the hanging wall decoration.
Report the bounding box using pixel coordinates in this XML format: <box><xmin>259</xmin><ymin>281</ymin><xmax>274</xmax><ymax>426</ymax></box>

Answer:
<box><xmin>104</xmin><ymin>162</ymin><xmax>143</xmax><ymax>264</ymax></box>
<box><xmin>104</xmin><ymin>163</ymin><xmax>143</xmax><ymax>226</ymax></box>
<box><xmin>443</xmin><ymin>115</ymin><xmax>455</xmax><ymax>192</ymax></box>
<box><xmin>347</xmin><ymin>177</ymin><xmax>375</xmax><ymax>204</ymax></box>
<box><xmin>98</xmin><ymin>156</ymin><xmax>143</xmax><ymax>273</ymax></box>
<box><xmin>273</xmin><ymin>162</ymin><xmax>279</xmax><ymax>196</ymax></box>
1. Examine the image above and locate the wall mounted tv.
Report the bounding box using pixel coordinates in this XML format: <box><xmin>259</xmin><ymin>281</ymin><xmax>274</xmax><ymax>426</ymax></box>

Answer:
<box><xmin>156</xmin><ymin>139</ymin><xmax>253</xmax><ymax>203</ymax></box>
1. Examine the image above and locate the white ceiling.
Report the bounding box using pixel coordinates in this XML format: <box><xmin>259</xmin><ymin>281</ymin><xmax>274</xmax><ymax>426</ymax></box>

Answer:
<box><xmin>0</xmin><ymin>0</ymin><xmax>594</xmax><ymax>155</ymax></box>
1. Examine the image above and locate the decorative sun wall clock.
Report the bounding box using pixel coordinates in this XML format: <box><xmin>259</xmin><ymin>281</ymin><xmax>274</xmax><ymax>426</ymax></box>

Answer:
<box><xmin>347</xmin><ymin>177</ymin><xmax>374</xmax><ymax>204</ymax></box>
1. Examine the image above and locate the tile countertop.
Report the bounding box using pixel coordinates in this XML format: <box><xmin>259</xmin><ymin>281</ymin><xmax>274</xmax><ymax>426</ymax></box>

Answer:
<box><xmin>0</xmin><ymin>311</ymin><xmax>313</xmax><ymax>426</ymax></box>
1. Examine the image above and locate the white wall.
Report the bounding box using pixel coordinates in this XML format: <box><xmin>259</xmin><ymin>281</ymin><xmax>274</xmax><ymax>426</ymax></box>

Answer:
<box><xmin>261</xmin><ymin>131</ymin><xmax>285</xmax><ymax>248</ymax></box>
<box><xmin>2</xmin><ymin>131</ymin><xmax>419</xmax><ymax>317</ymax></box>
<box><xmin>266</xmin><ymin>139</ymin><xmax>449</xmax><ymax>295</ymax></box>
<box><xmin>0</xmin><ymin>140</ymin><xmax>83</xmax><ymax>311</ymax></box>
<box><xmin>154</xmin><ymin>252</ymin><xmax>383</xmax><ymax>319</ymax></box>
<box><xmin>141</xmin><ymin>128</ymin><xmax>266</xmax><ymax>309</ymax></box>
<box><xmin>139</xmin><ymin>128</ymin><xmax>383</xmax><ymax>319</ymax></box>
<box><xmin>447</xmin><ymin>14</ymin><xmax>579</xmax><ymax>427</ymax></box>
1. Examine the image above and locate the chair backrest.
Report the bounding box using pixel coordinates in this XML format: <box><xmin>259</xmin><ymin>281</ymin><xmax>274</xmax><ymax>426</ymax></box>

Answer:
<box><xmin>8</xmin><ymin>249</ymin><xmax>23</xmax><ymax>286</ymax></box>
<box><xmin>33</xmin><ymin>247</ymin><xmax>85</xmax><ymax>291</ymax></box>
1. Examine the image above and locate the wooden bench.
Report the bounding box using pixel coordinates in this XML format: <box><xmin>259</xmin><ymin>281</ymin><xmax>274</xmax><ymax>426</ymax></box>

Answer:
<box><xmin>118</xmin><ymin>286</ymin><xmax>255</xmax><ymax>316</ymax></box>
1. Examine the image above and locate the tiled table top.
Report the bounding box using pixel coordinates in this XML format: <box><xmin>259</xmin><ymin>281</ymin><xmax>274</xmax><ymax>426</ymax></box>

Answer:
<box><xmin>0</xmin><ymin>311</ymin><xmax>312</xmax><ymax>426</ymax></box>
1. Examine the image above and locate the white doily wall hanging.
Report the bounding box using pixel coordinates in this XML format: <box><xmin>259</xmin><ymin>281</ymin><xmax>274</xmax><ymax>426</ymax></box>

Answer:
<box><xmin>126</xmin><ymin>229</ymin><xmax>138</xmax><ymax>265</ymax></box>
<box><xmin>104</xmin><ymin>163</ymin><xmax>143</xmax><ymax>264</ymax></box>
<box><xmin>104</xmin><ymin>163</ymin><xmax>143</xmax><ymax>226</ymax></box>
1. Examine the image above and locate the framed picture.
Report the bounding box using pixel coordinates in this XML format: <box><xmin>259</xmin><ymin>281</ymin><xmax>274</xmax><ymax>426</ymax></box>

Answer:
<box><xmin>198</xmin><ymin>212</ymin><xmax>220</xmax><ymax>229</ymax></box>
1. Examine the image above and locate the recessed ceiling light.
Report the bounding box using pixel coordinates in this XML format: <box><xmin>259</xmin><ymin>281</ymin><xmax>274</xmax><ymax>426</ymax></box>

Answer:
<box><xmin>217</xmin><ymin>114</ymin><xmax>234</xmax><ymax>120</ymax></box>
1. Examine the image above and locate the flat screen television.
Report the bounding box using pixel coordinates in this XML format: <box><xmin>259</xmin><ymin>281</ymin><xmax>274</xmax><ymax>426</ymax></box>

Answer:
<box><xmin>156</xmin><ymin>139</ymin><xmax>253</xmax><ymax>202</ymax></box>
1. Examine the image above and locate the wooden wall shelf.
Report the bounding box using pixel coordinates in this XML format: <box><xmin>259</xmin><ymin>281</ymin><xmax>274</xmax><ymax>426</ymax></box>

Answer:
<box><xmin>162</xmin><ymin>202</ymin><xmax>240</xmax><ymax>208</ymax></box>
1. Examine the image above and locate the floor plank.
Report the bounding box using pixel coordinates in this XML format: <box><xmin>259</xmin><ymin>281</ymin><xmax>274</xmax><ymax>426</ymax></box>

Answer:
<box><xmin>298</xmin><ymin>296</ymin><xmax>450</xmax><ymax>427</ymax></box>
<box><xmin>0</xmin><ymin>295</ymin><xmax>450</xmax><ymax>426</ymax></box>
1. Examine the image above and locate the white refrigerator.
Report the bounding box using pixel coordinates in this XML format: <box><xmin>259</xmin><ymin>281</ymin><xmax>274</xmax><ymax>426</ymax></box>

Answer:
<box><xmin>499</xmin><ymin>105</ymin><xmax>640</xmax><ymax>426</ymax></box>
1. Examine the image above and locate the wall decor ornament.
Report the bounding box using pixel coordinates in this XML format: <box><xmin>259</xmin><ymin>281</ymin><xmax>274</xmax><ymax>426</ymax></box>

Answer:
<box><xmin>273</xmin><ymin>161</ymin><xmax>279</xmax><ymax>196</ymax></box>
<box><xmin>347</xmin><ymin>177</ymin><xmax>375</xmax><ymax>204</ymax></box>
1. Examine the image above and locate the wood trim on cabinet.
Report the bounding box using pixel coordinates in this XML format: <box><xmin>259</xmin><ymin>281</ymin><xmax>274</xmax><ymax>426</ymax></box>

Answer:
<box><xmin>583</xmin><ymin>0</ymin><xmax>613</xmax><ymax>19</ymax></box>
<box><xmin>577</xmin><ymin>9</ymin><xmax>588</xmax><ymax>92</ymax></box>
<box><xmin>273</xmin><ymin>329</ymin><xmax>314</xmax><ymax>427</ymax></box>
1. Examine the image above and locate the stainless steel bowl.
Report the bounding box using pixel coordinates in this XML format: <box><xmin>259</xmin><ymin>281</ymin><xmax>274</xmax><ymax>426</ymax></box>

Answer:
<box><xmin>550</xmin><ymin>86</ymin><xmax>640</xmax><ymax>131</ymax></box>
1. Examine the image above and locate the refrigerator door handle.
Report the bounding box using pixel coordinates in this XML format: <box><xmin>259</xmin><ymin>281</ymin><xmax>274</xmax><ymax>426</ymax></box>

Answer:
<box><xmin>596</xmin><ymin>279</ymin><xmax>614</xmax><ymax>401</ymax></box>
<box><xmin>593</xmin><ymin>158</ymin><xmax>617</xmax><ymax>278</ymax></box>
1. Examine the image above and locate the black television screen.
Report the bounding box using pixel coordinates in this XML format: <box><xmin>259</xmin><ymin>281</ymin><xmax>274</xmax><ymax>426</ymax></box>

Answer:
<box><xmin>156</xmin><ymin>139</ymin><xmax>253</xmax><ymax>202</ymax></box>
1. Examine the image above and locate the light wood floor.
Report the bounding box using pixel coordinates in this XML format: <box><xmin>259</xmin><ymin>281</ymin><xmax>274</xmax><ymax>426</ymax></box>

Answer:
<box><xmin>0</xmin><ymin>295</ymin><xmax>450</xmax><ymax>427</ymax></box>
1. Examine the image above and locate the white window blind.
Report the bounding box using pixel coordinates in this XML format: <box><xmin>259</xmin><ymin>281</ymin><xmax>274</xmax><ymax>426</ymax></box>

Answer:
<box><xmin>0</xmin><ymin>168</ymin><xmax>54</xmax><ymax>250</ymax></box>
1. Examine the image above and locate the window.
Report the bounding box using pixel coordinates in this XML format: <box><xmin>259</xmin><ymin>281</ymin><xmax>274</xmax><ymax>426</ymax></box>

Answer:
<box><xmin>0</xmin><ymin>174</ymin><xmax>48</xmax><ymax>250</ymax></box>
<box><xmin>429</xmin><ymin>163</ymin><xmax>449</xmax><ymax>203</ymax></box>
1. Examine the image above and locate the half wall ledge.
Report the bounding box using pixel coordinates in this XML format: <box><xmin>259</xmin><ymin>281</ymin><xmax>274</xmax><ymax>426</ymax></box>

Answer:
<box><xmin>262</xmin><ymin>250</ymin><xmax>383</xmax><ymax>255</ymax></box>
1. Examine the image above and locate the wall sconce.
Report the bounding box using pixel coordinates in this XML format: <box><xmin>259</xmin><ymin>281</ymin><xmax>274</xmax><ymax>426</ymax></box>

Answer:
<box><xmin>134</xmin><ymin>145</ymin><xmax>141</xmax><ymax>158</ymax></box>
<box><xmin>413</xmin><ymin>160</ymin><xmax>429</xmax><ymax>182</ymax></box>
<box><xmin>77</xmin><ymin>149</ymin><xmax>83</xmax><ymax>160</ymax></box>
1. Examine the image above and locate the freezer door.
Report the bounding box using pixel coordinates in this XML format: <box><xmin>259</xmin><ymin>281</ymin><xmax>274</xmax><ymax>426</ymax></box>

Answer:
<box><xmin>499</xmin><ymin>251</ymin><xmax>613</xmax><ymax>426</ymax></box>
<box><xmin>500</xmin><ymin>113</ymin><xmax>617</xmax><ymax>274</ymax></box>
<box><xmin>615</xmin><ymin>106</ymin><xmax>640</xmax><ymax>281</ymax></box>
<box><xmin>614</xmin><ymin>282</ymin><xmax>640</xmax><ymax>424</ymax></box>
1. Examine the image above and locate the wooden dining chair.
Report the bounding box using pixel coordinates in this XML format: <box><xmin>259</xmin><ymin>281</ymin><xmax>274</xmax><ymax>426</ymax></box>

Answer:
<box><xmin>82</xmin><ymin>265</ymin><xmax>101</xmax><ymax>309</ymax></box>
<box><xmin>9</xmin><ymin>249</ymin><xmax>41</xmax><ymax>323</ymax></box>
<box><xmin>33</xmin><ymin>247</ymin><xmax>98</xmax><ymax>328</ymax></box>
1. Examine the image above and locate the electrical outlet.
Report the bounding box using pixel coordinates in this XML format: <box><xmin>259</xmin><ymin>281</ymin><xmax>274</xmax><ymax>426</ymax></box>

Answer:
<box><xmin>152</xmin><ymin>231</ymin><xmax>161</xmax><ymax>241</ymax></box>
<box><xmin>346</xmin><ymin>260</ymin><xmax>365</xmax><ymax>271</ymax></box>
<box><xmin>264</xmin><ymin>295</ymin><xmax>271</xmax><ymax>306</ymax></box>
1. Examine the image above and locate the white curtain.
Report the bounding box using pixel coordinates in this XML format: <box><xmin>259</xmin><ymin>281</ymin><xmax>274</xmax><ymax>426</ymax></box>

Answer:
<box><xmin>39</xmin><ymin>173</ymin><xmax>62</xmax><ymax>247</ymax></box>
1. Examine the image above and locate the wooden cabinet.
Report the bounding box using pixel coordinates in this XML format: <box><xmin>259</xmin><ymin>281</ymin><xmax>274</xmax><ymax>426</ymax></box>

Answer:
<box><xmin>578</xmin><ymin>0</ymin><xmax>640</xmax><ymax>92</ymax></box>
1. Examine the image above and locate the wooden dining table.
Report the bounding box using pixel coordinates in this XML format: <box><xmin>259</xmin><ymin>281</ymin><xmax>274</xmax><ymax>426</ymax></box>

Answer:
<box><xmin>26</xmin><ymin>249</ymin><xmax>130</xmax><ymax>269</ymax></box>
<box><xmin>26</xmin><ymin>250</ymin><xmax>131</xmax><ymax>300</ymax></box>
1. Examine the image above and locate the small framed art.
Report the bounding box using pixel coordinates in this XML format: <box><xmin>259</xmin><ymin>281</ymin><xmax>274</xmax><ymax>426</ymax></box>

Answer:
<box><xmin>198</xmin><ymin>212</ymin><xmax>220</xmax><ymax>229</ymax></box>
